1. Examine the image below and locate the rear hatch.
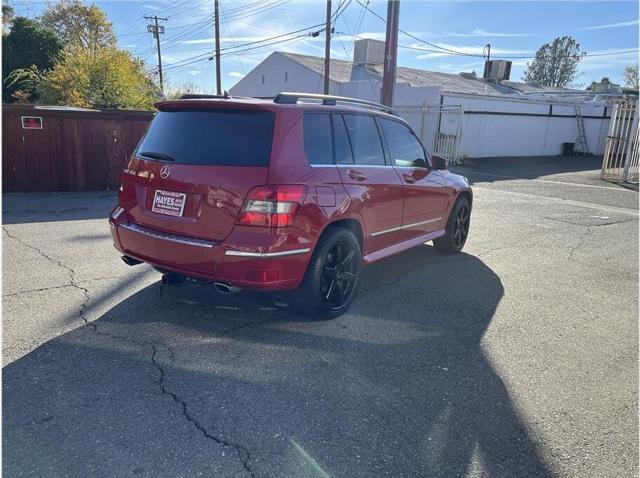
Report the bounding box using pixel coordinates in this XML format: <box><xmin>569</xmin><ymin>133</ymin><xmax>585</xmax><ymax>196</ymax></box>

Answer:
<box><xmin>120</xmin><ymin>101</ymin><xmax>275</xmax><ymax>241</ymax></box>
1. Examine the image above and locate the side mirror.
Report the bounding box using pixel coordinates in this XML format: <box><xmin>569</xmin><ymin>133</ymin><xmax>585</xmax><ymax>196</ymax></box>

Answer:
<box><xmin>431</xmin><ymin>155</ymin><xmax>447</xmax><ymax>170</ymax></box>
<box><xmin>411</xmin><ymin>158</ymin><xmax>428</xmax><ymax>169</ymax></box>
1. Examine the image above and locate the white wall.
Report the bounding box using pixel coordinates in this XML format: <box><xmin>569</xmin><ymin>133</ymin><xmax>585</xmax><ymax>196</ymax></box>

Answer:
<box><xmin>229</xmin><ymin>53</ymin><xmax>339</xmax><ymax>97</ymax></box>
<box><xmin>442</xmin><ymin>94</ymin><xmax>609</xmax><ymax>158</ymax></box>
<box><xmin>230</xmin><ymin>52</ymin><xmax>611</xmax><ymax>159</ymax></box>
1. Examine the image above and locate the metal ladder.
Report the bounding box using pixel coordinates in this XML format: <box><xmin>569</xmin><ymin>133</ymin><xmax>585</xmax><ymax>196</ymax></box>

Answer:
<box><xmin>574</xmin><ymin>107</ymin><xmax>590</xmax><ymax>154</ymax></box>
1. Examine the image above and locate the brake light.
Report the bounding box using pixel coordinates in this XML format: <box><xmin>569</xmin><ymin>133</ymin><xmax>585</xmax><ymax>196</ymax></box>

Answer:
<box><xmin>237</xmin><ymin>185</ymin><xmax>307</xmax><ymax>228</ymax></box>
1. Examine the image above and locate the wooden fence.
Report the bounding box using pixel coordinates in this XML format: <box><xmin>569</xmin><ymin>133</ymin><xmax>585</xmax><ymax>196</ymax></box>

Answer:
<box><xmin>2</xmin><ymin>104</ymin><xmax>153</xmax><ymax>192</ymax></box>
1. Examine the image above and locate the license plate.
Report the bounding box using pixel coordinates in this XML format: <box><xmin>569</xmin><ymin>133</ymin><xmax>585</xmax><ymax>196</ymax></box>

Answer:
<box><xmin>152</xmin><ymin>189</ymin><xmax>186</xmax><ymax>217</ymax></box>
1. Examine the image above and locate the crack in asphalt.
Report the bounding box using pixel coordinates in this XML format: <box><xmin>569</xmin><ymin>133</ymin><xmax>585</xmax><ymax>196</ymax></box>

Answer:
<box><xmin>3</xmin><ymin>284</ymin><xmax>74</xmax><ymax>297</ymax></box>
<box><xmin>2</xmin><ymin>226</ymin><xmax>257</xmax><ymax>476</ymax></box>
<box><xmin>151</xmin><ymin>344</ymin><xmax>255</xmax><ymax>477</ymax></box>
<box><xmin>2</xmin><ymin>270</ymin><xmax>152</xmax><ymax>298</ymax></box>
<box><xmin>3</xmin><ymin>227</ymin><xmax>91</xmax><ymax>330</ymax></box>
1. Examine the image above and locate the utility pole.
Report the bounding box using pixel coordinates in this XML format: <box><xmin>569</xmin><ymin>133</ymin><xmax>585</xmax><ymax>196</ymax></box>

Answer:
<box><xmin>323</xmin><ymin>0</ymin><xmax>332</xmax><ymax>95</ymax></box>
<box><xmin>214</xmin><ymin>0</ymin><xmax>222</xmax><ymax>95</ymax></box>
<box><xmin>381</xmin><ymin>0</ymin><xmax>399</xmax><ymax>107</ymax></box>
<box><xmin>145</xmin><ymin>15</ymin><xmax>167</xmax><ymax>93</ymax></box>
<box><xmin>483</xmin><ymin>43</ymin><xmax>491</xmax><ymax>78</ymax></box>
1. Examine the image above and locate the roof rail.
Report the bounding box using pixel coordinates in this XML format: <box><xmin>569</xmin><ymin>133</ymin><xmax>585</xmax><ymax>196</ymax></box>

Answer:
<box><xmin>273</xmin><ymin>92</ymin><xmax>398</xmax><ymax>116</ymax></box>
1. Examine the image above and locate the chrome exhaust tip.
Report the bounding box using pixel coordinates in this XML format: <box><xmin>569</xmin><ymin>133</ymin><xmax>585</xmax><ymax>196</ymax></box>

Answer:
<box><xmin>213</xmin><ymin>282</ymin><xmax>241</xmax><ymax>294</ymax></box>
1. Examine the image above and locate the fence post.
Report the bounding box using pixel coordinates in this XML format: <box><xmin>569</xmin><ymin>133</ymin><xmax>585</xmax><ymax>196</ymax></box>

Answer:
<box><xmin>601</xmin><ymin>103</ymin><xmax>619</xmax><ymax>179</ymax></box>
<box><xmin>622</xmin><ymin>104</ymin><xmax>638</xmax><ymax>183</ymax></box>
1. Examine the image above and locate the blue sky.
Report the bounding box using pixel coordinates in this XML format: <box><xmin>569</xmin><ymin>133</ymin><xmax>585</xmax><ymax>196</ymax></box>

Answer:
<box><xmin>14</xmin><ymin>0</ymin><xmax>640</xmax><ymax>92</ymax></box>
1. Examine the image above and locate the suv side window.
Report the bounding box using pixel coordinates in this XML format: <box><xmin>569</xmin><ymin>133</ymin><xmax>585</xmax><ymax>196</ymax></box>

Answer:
<box><xmin>303</xmin><ymin>112</ymin><xmax>333</xmax><ymax>165</ymax></box>
<box><xmin>343</xmin><ymin>114</ymin><xmax>386</xmax><ymax>166</ymax></box>
<box><xmin>333</xmin><ymin>114</ymin><xmax>354</xmax><ymax>165</ymax></box>
<box><xmin>379</xmin><ymin>119</ymin><xmax>428</xmax><ymax>168</ymax></box>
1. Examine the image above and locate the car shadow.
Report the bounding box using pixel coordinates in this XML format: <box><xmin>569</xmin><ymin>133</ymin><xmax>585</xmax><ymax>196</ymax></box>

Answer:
<box><xmin>3</xmin><ymin>245</ymin><xmax>554</xmax><ymax>477</ymax></box>
<box><xmin>451</xmin><ymin>154</ymin><xmax>604</xmax><ymax>186</ymax></box>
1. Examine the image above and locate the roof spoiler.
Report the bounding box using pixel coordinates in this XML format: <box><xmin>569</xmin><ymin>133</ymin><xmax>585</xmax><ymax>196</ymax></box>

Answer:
<box><xmin>179</xmin><ymin>91</ymin><xmax>230</xmax><ymax>99</ymax></box>
<box><xmin>273</xmin><ymin>92</ymin><xmax>398</xmax><ymax>116</ymax></box>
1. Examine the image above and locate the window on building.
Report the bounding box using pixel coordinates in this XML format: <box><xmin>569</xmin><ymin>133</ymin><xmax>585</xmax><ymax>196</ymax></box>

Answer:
<box><xmin>333</xmin><ymin>114</ymin><xmax>354</xmax><ymax>164</ymax></box>
<box><xmin>303</xmin><ymin>113</ymin><xmax>333</xmax><ymax>165</ymax></box>
<box><xmin>261</xmin><ymin>74</ymin><xmax>265</xmax><ymax>85</ymax></box>
<box><xmin>379</xmin><ymin>119</ymin><xmax>427</xmax><ymax>168</ymax></box>
<box><xmin>342</xmin><ymin>114</ymin><xmax>386</xmax><ymax>166</ymax></box>
<box><xmin>284</xmin><ymin>71</ymin><xmax>288</xmax><ymax>82</ymax></box>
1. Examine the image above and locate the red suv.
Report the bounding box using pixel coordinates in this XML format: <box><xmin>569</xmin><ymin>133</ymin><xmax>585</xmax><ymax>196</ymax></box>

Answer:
<box><xmin>109</xmin><ymin>93</ymin><xmax>472</xmax><ymax>318</ymax></box>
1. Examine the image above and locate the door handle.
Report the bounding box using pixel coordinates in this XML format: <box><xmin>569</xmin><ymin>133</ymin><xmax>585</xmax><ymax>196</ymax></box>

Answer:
<box><xmin>402</xmin><ymin>174</ymin><xmax>416</xmax><ymax>184</ymax></box>
<box><xmin>347</xmin><ymin>169</ymin><xmax>367</xmax><ymax>181</ymax></box>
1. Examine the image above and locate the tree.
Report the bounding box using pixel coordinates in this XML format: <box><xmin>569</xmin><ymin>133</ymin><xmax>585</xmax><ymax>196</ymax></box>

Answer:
<box><xmin>41</xmin><ymin>0</ymin><xmax>116</xmax><ymax>54</ymax></box>
<box><xmin>587</xmin><ymin>77</ymin><xmax>611</xmax><ymax>91</ymax></box>
<box><xmin>35</xmin><ymin>47</ymin><xmax>159</xmax><ymax>109</ymax></box>
<box><xmin>2</xmin><ymin>1</ymin><xmax>14</xmax><ymax>33</ymax></box>
<box><xmin>2</xmin><ymin>16</ymin><xmax>63</xmax><ymax>102</ymax></box>
<box><xmin>624</xmin><ymin>65</ymin><xmax>639</xmax><ymax>90</ymax></box>
<box><xmin>166</xmin><ymin>81</ymin><xmax>210</xmax><ymax>99</ymax></box>
<box><xmin>523</xmin><ymin>36</ymin><xmax>585</xmax><ymax>87</ymax></box>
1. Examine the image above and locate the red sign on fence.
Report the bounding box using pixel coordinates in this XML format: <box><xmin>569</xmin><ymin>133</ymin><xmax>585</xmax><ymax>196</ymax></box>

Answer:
<box><xmin>21</xmin><ymin>116</ymin><xmax>43</xmax><ymax>129</ymax></box>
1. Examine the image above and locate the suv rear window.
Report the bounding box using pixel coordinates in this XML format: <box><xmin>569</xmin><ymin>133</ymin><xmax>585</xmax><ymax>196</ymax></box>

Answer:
<box><xmin>303</xmin><ymin>113</ymin><xmax>333</xmax><ymax>165</ymax></box>
<box><xmin>136</xmin><ymin>109</ymin><xmax>274</xmax><ymax>166</ymax></box>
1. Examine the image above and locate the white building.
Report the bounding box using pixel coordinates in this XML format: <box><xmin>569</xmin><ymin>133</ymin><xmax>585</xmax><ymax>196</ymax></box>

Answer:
<box><xmin>230</xmin><ymin>39</ymin><xmax>616</xmax><ymax>160</ymax></box>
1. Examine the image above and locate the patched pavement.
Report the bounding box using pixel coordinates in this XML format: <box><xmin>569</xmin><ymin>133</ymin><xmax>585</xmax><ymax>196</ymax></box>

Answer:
<box><xmin>3</xmin><ymin>157</ymin><xmax>638</xmax><ymax>477</ymax></box>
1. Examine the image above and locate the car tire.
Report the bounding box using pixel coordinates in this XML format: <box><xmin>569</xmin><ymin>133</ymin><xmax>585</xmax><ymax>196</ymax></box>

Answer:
<box><xmin>296</xmin><ymin>226</ymin><xmax>362</xmax><ymax>319</ymax></box>
<box><xmin>433</xmin><ymin>196</ymin><xmax>471</xmax><ymax>254</ymax></box>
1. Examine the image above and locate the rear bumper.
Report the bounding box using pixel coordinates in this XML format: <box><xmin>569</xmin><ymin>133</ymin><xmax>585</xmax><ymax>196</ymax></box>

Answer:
<box><xmin>109</xmin><ymin>209</ymin><xmax>313</xmax><ymax>291</ymax></box>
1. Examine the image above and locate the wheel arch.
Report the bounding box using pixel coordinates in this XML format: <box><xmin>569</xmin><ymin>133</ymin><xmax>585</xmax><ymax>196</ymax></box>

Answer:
<box><xmin>456</xmin><ymin>189</ymin><xmax>473</xmax><ymax>209</ymax></box>
<box><xmin>320</xmin><ymin>217</ymin><xmax>365</xmax><ymax>253</ymax></box>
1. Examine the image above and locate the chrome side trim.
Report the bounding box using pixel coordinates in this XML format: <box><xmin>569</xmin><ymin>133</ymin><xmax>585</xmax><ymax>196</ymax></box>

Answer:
<box><xmin>225</xmin><ymin>248</ymin><xmax>311</xmax><ymax>258</ymax></box>
<box><xmin>120</xmin><ymin>223</ymin><xmax>215</xmax><ymax>248</ymax></box>
<box><xmin>371</xmin><ymin>217</ymin><xmax>443</xmax><ymax>237</ymax></box>
<box><xmin>309</xmin><ymin>164</ymin><xmax>393</xmax><ymax>169</ymax></box>
<box><xmin>371</xmin><ymin>225</ymin><xmax>403</xmax><ymax>237</ymax></box>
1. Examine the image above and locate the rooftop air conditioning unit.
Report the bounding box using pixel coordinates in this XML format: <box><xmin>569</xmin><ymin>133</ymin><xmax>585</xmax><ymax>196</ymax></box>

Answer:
<box><xmin>353</xmin><ymin>39</ymin><xmax>385</xmax><ymax>66</ymax></box>
<box><xmin>483</xmin><ymin>60</ymin><xmax>512</xmax><ymax>82</ymax></box>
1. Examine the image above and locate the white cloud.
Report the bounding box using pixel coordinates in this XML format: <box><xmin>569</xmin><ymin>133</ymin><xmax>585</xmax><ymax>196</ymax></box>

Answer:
<box><xmin>446</xmin><ymin>28</ymin><xmax>534</xmax><ymax>38</ymax></box>
<box><xmin>188</xmin><ymin>70</ymin><xmax>203</xmax><ymax>76</ymax></box>
<box><xmin>228</xmin><ymin>71</ymin><xmax>245</xmax><ymax>78</ymax></box>
<box><xmin>581</xmin><ymin>20</ymin><xmax>639</xmax><ymax>31</ymax></box>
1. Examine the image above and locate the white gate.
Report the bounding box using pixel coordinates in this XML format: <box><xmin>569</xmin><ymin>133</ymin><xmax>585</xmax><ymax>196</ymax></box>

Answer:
<box><xmin>396</xmin><ymin>104</ymin><xmax>464</xmax><ymax>165</ymax></box>
<box><xmin>601</xmin><ymin>100</ymin><xmax>639</xmax><ymax>183</ymax></box>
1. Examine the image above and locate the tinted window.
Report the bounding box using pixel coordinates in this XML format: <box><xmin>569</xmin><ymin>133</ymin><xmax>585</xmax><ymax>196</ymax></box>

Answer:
<box><xmin>303</xmin><ymin>113</ymin><xmax>333</xmax><ymax>165</ymax></box>
<box><xmin>333</xmin><ymin>114</ymin><xmax>354</xmax><ymax>165</ymax></box>
<box><xmin>380</xmin><ymin>119</ymin><xmax>427</xmax><ymax>168</ymax></box>
<box><xmin>136</xmin><ymin>109</ymin><xmax>274</xmax><ymax>166</ymax></box>
<box><xmin>343</xmin><ymin>114</ymin><xmax>386</xmax><ymax>166</ymax></box>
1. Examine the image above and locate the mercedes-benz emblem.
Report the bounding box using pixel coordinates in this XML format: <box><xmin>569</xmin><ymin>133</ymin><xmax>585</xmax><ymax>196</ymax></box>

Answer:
<box><xmin>160</xmin><ymin>165</ymin><xmax>171</xmax><ymax>179</ymax></box>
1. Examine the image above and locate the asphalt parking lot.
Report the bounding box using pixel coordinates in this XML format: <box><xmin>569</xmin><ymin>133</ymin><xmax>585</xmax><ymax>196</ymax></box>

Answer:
<box><xmin>3</xmin><ymin>156</ymin><xmax>638</xmax><ymax>477</ymax></box>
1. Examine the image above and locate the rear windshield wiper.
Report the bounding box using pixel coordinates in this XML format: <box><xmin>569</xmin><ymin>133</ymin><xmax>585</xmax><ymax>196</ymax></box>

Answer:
<box><xmin>138</xmin><ymin>151</ymin><xmax>175</xmax><ymax>162</ymax></box>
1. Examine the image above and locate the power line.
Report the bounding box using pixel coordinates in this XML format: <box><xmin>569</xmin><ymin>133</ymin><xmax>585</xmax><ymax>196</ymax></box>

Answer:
<box><xmin>399</xmin><ymin>43</ymin><xmax>639</xmax><ymax>60</ymax></box>
<box><xmin>163</xmin><ymin>32</ymin><xmax>319</xmax><ymax>73</ymax></box>
<box><xmin>161</xmin><ymin>23</ymin><xmax>326</xmax><ymax>71</ymax></box>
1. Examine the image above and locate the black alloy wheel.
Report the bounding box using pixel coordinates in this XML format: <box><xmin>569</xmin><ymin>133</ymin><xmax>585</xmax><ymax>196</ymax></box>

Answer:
<box><xmin>453</xmin><ymin>203</ymin><xmax>470</xmax><ymax>248</ymax></box>
<box><xmin>320</xmin><ymin>240</ymin><xmax>358</xmax><ymax>311</ymax></box>
<box><xmin>433</xmin><ymin>196</ymin><xmax>471</xmax><ymax>254</ymax></box>
<box><xmin>296</xmin><ymin>227</ymin><xmax>362</xmax><ymax>319</ymax></box>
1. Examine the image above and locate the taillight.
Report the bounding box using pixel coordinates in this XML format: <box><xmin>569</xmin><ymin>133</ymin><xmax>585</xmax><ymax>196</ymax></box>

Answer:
<box><xmin>237</xmin><ymin>185</ymin><xmax>307</xmax><ymax>228</ymax></box>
